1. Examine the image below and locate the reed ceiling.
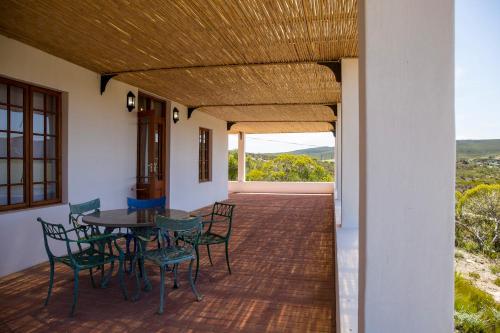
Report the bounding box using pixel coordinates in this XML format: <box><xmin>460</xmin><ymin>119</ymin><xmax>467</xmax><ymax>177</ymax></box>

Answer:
<box><xmin>0</xmin><ymin>0</ymin><xmax>357</xmax><ymax>133</ymax></box>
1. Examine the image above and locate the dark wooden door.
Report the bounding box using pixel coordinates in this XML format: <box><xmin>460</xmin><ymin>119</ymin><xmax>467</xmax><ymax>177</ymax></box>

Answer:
<box><xmin>136</xmin><ymin>94</ymin><xmax>166</xmax><ymax>199</ymax></box>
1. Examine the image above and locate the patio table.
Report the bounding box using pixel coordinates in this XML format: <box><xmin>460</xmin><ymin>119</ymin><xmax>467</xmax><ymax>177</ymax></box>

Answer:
<box><xmin>82</xmin><ymin>207</ymin><xmax>190</xmax><ymax>296</ymax></box>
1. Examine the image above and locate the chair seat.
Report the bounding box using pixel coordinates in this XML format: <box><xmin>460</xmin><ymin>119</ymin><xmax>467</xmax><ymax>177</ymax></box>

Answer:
<box><xmin>57</xmin><ymin>247</ymin><xmax>114</xmax><ymax>268</ymax></box>
<box><xmin>198</xmin><ymin>232</ymin><xmax>226</xmax><ymax>245</ymax></box>
<box><xmin>143</xmin><ymin>246</ymin><xmax>194</xmax><ymax>265</ymax></box>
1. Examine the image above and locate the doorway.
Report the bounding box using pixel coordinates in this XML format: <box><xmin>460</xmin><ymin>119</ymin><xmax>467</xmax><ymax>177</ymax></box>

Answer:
<box><xmin>136</xmin><ymin>93</ymin><xmax>167</xmax><ymax>199</ymax></box>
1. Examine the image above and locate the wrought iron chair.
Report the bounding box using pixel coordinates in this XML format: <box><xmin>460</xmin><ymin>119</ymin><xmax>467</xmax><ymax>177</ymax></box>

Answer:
<box><xmin>133</xmin><ymin>215</ymin><xmax>203</xmax><ymax>314</ymax></box>
<box><xmin>37</xmin><ymin>217</ymin><xmax>128</xmax><ymax>316</ymax></box>
<box><xmin>187</xmin><ymin>202</ymin><xmax>235</xmax><ymax>282</ymax></box>
<box><xmin>68</xmin><ymin>198</ymin><xmax>107</xmax><ymax>286</ymax></box>
<box><xmin>126</xmin><ymin>196</ymin><xmax>167</xmax><ymax>271</ymax></box>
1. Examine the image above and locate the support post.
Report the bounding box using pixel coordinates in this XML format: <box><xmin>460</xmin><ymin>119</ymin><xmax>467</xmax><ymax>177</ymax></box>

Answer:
<box><xmin>358</xmin><ymin>0</ymin><xmax>455</xmax><ymax>332</ymax></box>
<box><xmin>237</xmin><ymin>132</ymin><xmax>246</xmax><ymax>183</ymax></box>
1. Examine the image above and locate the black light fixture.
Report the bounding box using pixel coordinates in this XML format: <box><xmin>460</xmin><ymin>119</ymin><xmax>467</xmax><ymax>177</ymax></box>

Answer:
<box><xmin>172</xmin><ymin>107</ymin><xmax>180</xmax><ymax>123</ymax></box>
<box><xmin>126</xmin><ymin>91</ymin><xmax>136</xmax><ymax>112</ymax></box>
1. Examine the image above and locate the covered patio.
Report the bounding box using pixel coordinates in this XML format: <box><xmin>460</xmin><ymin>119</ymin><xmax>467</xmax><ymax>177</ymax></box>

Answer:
<box><xmin>0</xmin><ymin>194</ymin><xmax>335</xmax><ymax>332</ymax></box>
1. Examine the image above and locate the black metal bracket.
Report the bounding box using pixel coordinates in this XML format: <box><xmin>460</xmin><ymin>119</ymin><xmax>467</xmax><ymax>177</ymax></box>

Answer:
<box><xmin>187</xmin><ymin>107</ymin><xmax>197</xmax><ymax>119</ymax></box>
<box><xmin>227</xmin><ymin>121</ymin><xmax>236</xmax><ymax>131</ymax></box>
<box><xmin>326</xmin><ymin>104</ymin><xmax>337</xmax><ymax>117</ymax></box>
<box><xmin>100</xmin><ymin>74</ymin><xmax>117</xmax><ymax>95</ymax></box>
<box><xmin>318</xmin><ymin>61</ymin><xmax>341</xmax><ymax>83</ymax></box>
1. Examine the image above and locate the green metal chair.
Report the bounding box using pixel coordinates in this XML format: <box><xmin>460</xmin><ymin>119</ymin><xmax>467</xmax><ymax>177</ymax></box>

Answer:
<box><xmin>37</xmin><ymin>217</ymin><xmax>128</xmax><ymax>316</ymax></box>
<box><xmin>188</xmin><ymin>202</ymin><xmax>235</xmax><ymax>282</ymax></box>
<box><xmin>133</xmin><ymin>215</ymin><xmax>203</xmax><ymax>314</ymax></box>
<box><xmin>69</xmin><ymin>198</ymin><xmax>109</xmax><ymax>285</ymax></box>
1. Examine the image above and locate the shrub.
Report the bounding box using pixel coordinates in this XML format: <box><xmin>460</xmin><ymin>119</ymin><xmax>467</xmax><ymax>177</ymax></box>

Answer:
<box><xmin>454</xmin><ymin>274</ymin><xmax>500</xmax><ymax>333</ymax></box>
<box><xmin>469</xmin><ymin>272</ymin><xmax>480</xmax><ymax>280</ymax></box>
<box><xmin>455</xmin><ymin>251</ymin><xmax>465</xmax><ymax>259</ymax></box>
<box><xmin>456</xmin><ymin>184</ymin><xmax>500</xmax><ymax>256</ymax></box>
<box><xmin>494</xmin><ymin>278</ymin><xmax>500</xmax><ymax>287</ymax></box>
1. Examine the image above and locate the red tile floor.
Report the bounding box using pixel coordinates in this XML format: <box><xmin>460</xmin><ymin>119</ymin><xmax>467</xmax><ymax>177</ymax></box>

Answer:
<box><xmin>0</xmin><ymin>193</ymin><xmax>335</xmax><ymax>332</ymax></box>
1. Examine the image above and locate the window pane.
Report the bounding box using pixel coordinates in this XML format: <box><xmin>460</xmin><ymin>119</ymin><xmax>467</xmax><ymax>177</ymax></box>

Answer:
<box><xmin>33</xmin><ymin>135</ymin><xmax>44</xmax><ymax>158</ymax></box>
<box><xmin>47</xmin><ymin>160</ymin><xmax>56</xmax><ymax>182</ymax></box>
<box><xmin>46</xmin><ymin>113</ymin><xmax>56</xmax><ymax>135</ymax></box>
<box><xmin>33</xmin><ymin>92</ymin><xmax>44</xmax><ymax>110</ymax></box>
<box><xmin>46</xmin><ymin>95</ymin><xmax>56</xmax><ymax>113</ymax></box>
<box><xmin>10</xmin><ymin>159</ymin><xmax>23</xmax><ymax>184</ymax></box>
<box><xmin>10</xmin><ymin>133</ymin><xmax>23</xmax><ymax>158</ymax></box>
<box><xmin>10</xmin><ymin>107</ymin><xmax>23</xmax><ymax>132</ymax></box>
<box><xmin>0</xmin><ymin>186</ymin><xmax>6</xmax><ymax>205</ymax></box>
<box><xmin>46</xmin><ymin>136</ymin><xmax>56</xmax><ymax>158</ymax></box>
<box><xmin>32</xmin><ymin>183</ymin><xmax>44</xmax><ymax>202</ymax></box>
<box><xmin>33</xmin><ymin>111</ymin><xmax>44</xmax><ymax>134</ymax></box>
<box><xmin>10</xmin><ymin>86</ymin><xmax>23</xmax><ymax>107</ymax></box>
<box><xmin>47</xmin><ymin>183</ymin><xmax>56</xmax><ymax>200</ymax></box>
<box><xmin>0</xmin><ymin>159</ymin><xmax>6</xmax><ymax>185</ymax></box>
<box><xmin>0</xmin><ymin>107</ymin><xmax>6</xmax><ymax>130</ymax></box>
<box><xmin>10</xmin><ymin>185</ymin><xmax>24</xmax><ymax>204</ymax></box>
<box><xmin>33</xmin><ymin>160</ymin><xmax>44</xmax><ymax>182</ymax></box>
<box><xmin>0</xmin><ymin>132</ymin><xmax>6</xmax><ymax>157</ymax></box>
<box><xmin>0</xmin><ymin>84</ymin><xmax>6</xmax><ymax>104</ymax></box>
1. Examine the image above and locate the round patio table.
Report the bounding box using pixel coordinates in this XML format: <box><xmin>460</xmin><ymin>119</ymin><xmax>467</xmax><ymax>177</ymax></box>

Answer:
<box><xmin>82</xmin><ymin>207</ymin><xmax>190</xmax><ymax>296</ymax></box>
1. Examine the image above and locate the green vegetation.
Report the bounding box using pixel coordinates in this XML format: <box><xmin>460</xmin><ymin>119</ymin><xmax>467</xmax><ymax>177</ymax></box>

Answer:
<box><xmin>455</xmin><ymin>184</ymin><xmax>499</xmax><ymax>257</ymax></box>
<box><xmin>457</xmin><ymin>140</ymin><xmax>500</xmax><ymax>160</ymax></box>
<box><xmin>228</xmin><ymin>149</ymin><xmax>334</xmax><ymax>182</ymax></box>
<box><xmin>454</xmin><ymin>274</ymin><xmax>500</xmax><ymax>333</ymax></box>
<box><xmin>456</xmin><ymin>140</ymin><xmax>500</xmax><ymax>192</ymax></box>
<box><xmin>490</xmin><ymin>265</ymin><xmax>500</xmax><ymax>275</ymax></box>
<box><xmin>469</xmin><ymin>272</ymin><xmax>481</xmax><ymax>280</ymax></box>
<box><xmin>494</xmin><ymin>278</ymin><xmax>500</xmax><ymax>287</ymax></box>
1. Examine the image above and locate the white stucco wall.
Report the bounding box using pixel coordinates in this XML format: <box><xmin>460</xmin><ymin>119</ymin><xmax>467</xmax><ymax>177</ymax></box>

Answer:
<box><xmin>168</xmin><ymin>102</ymin><xmax>228</xmax><ymax>212</ymax></box>
<box><xmin>0</xmin><ymin>35</ymin><xmax>138</xmax><ymax>276</ymax></box>
<box><xmin>340</xmin><ymin>59</ymin><xmax>359</xmax><ymax>229</ymax></box>
<box><xmin>228</xmin><ymin>181</ymin><xmax>334</xmax><ymax>194</ymax></box>
<box><xmin>358</xmin><ymin>1</ymin><xmax>455</xmax><ymax>332</ymax></box>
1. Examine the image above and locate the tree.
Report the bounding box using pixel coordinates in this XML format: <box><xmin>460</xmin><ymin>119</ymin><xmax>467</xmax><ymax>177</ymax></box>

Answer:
<box><xmin>456</xmin><ymin>184</ymin><xmax>500</xmax><ymax>256</ymax></box>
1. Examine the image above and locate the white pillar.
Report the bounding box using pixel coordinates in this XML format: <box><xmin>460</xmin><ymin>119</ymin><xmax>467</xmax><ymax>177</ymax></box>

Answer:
<box><xmin>335</xmin><ymin>103</ymin><xmax>342</xmax><ymax>200</ymax></box>
<box><xmin>358</xmin><ymin>1</ymin><xmax>455</xmax><ymax>332</ymax></box>
<box><xmin>340</xmin><ymin>59</ymin><xmax>359</xmax><ymax>228</ymax></box>
<box><xmin>237</xmin><ymin>132</ymin><xmax>246</xmax><ymax>182</ymax></box>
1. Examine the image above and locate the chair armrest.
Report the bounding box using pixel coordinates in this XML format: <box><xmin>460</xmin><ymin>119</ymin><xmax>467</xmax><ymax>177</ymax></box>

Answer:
<box><xmin>69</xmin><ymin>233</ymin><xmax>116</xmax><ymax>244</ymax></box>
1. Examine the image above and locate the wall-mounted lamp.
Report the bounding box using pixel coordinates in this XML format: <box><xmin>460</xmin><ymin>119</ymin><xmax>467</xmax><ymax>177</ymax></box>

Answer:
<box><xmin>126</xmin><ymin>91</ymin><xmax>136</xmax><ymax>112</ymax></box>
<box><xmin>173</xmin><ymin>107</ymin><xmax>180</xmax><ymax>123</ymax></box>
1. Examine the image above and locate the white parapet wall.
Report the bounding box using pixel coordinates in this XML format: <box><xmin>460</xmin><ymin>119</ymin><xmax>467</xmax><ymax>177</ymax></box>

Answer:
<box><xmin>228</xmin><ymin>181</ymin><xmax>335</xmax><ymax>194</ymax></box>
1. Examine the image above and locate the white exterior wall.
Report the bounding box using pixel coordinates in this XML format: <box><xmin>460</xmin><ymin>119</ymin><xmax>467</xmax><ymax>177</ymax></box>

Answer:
<box><xmin>340</xmin><ymin>59</ymin><xmax>359</xmax><ymax>229</ymax></box>
<box><xmin>228</xmin><ymin>181</ymin><xmax>334</xmax><ymax>194</ymax></box>
<box><xmin>169</xmin><ymin>102</ymin><xmax>228</xmax><ymax>212</ymax></box>
<box><xmin>0</xmin><ymin>35</ymin><xmax>137</xmax><ymax>276</ymax></box>
<box><xmin>358</xmin><ymin>1</ymin><xmax>455</xmax><ymax>332</ymax></box>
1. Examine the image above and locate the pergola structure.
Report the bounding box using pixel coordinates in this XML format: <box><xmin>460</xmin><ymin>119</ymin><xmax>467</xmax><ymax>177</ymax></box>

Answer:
<box><xmin>0</xmin><ymin>0</ymin><xmax>357</xmax><ymax>133</ymax></box>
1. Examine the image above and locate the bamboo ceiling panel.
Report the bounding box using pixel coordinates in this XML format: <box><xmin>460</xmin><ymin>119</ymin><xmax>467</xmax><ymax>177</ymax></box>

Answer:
<box><xmin>229</xmin><ymin>122</ymin><xmax>334</xmax><ymax>134</ymax></box>
<box><xmin>0</xmin><ymin>0</ymin><xmax>356</xmax><ymax>132</ymax></box>
<box><xmin>0</xmin><ymin>0</ymin><xmax>358</xmax><ymax>73</ymax></box>
<box><xmin>118</xmin><ymin>63</ymin><xmax>340</xmax><ymax>106</ymax></box>
<box><xmin>200</xmin><ymin>105</ymin><xmax>336</xmax><ymax>122</ymax></box>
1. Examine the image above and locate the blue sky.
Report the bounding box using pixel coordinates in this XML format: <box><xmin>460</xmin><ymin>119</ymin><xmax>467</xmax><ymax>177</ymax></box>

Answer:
<box><xmin>230</xmin><ymin>0</ymin><xmax>499</xmax><ymax>153</ymax></box>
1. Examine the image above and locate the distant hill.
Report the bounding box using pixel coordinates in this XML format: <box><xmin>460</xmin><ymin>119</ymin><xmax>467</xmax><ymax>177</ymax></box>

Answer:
<box><xmin>283</xmin><ymin>146</ymin><xmax>334</xmax><ymax>160</ymax></box>
<box><xmin>457</xmin><ymin>139</ymin><xmax>500</xmax><ymax>159</ymax></box>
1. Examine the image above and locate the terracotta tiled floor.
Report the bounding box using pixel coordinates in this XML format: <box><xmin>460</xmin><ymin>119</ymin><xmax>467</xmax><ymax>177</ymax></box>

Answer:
<box><xmin>0</xmin><ymin>194</ymin><xmax>335</xmax><ymax>333</ymax></box>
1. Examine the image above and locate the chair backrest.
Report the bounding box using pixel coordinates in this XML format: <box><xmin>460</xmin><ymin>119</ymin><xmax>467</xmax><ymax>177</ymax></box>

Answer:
<box><xmin>68</xmin><ymin>198</ymin><xmax>100</xmax><ymax>224</ymax></box>
<box><xmin>155</xmin><ymin>215</ymin><xmax>202</xmax><ymax>247</ymax></box>
<box><xmin>208</xmin><ymin>202</ymin><xmax>235</xmax><ymax>238</ymax></box>
<box><xmin>127</xmin><ymin>196</ymin><xmax>166</xmax><ymax>209</ymax></box>
<box><xmin>37</xmin><ymin>217</ymin><xmax>71</xmax><ymax>259</ymax></box>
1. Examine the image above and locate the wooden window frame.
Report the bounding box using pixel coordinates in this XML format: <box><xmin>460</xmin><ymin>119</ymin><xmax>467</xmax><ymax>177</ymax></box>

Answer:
<box><xmin>0</xmin><ymin>76</ymin><xmax>62</xmax><ymax>212</ymax></box>
<box><xmin>198</xmin><ymin>127</ymin><xmax>212</xmax><ymax>183</ymax></box>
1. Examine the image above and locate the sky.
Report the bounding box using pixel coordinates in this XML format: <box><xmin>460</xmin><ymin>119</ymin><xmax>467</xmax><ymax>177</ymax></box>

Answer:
<box><xmin>230</xmin><ymin>0</ymin><xmax>499</xmax><ymax>153</ymax></box>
